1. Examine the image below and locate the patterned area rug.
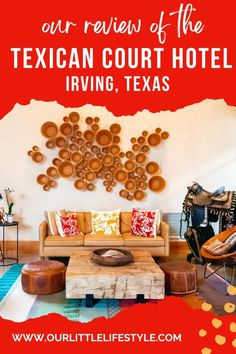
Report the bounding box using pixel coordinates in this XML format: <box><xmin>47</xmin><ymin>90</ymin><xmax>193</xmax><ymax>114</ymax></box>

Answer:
<box><xmin>0</xmin><ymin>264</ymin><xmax>154</xmax><ymax>322</ymax></box>
<box><xmin>0</xmin><ymin>263</ymin><xmax>235</xmax><ymax>322</ymax></box>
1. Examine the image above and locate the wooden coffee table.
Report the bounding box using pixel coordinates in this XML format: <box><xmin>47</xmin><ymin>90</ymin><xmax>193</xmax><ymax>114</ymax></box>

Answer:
<box><xmin>66</xmin><ymin>250</ymin><xmax>164</xmax><ymax>307</ymax></box>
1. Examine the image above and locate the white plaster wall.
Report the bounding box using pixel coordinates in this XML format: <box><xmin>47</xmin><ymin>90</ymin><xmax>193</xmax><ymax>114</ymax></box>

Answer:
<box><xmin>0</xmin><ymin>99</ymin><xmax>236</xmax><ymax>240</ymax></box>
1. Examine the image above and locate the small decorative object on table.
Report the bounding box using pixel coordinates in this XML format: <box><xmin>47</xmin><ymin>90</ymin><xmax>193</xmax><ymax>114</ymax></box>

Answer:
<box><xmin>2</xmin><ymin>188</ymin><xmax>15</xmax><ymax>223</ymax></box>
<box><xmin>91</xmin><ymin>248</ymin><xmax>133</xmax><ymax>266</ymax></box>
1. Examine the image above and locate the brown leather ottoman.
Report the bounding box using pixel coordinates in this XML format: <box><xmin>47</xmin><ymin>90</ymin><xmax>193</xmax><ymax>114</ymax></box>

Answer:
<box><xmin>21</xmin><ymin>260</ymin><xmax>66</xmax><ymax>295</ymax></box>
<box><xmin>159</xmin><ymin>262</ymin><xmax>197</xmax><ymax>295</ymax></box>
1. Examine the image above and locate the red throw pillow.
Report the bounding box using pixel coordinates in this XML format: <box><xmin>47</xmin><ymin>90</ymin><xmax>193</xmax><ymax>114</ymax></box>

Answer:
<box><xmin>58</xmin><ymin>214</ymin><xmax>81</xmax><ymax>237</ymax></box>
<box><xmin>131</xmin><ymin>208</ymin><xmax>157</xmax><ymax>238</ymax></box>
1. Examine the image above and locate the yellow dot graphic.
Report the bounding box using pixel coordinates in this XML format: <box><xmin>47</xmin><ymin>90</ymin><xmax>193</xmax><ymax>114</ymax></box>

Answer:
<box><xmin>230</xmin><ymin>322</ymin><xmax>236</xmax><ymax>333</ymax></box>
<box><xmin>201</xmin><ymin>347</ymin><xmax>212</xmax><ymax>354</ymax></box>
<box><xmin>201</xmin><ymin>302</ymin><xmax>212</xmax><ymax>312</ymax></box>
<box><xmin>232</xmin><ymin>339</ymin><xmax>236</xmax><ymax>348</ymax></box>
<box><xmin>199</xmin><ymin>329</ymin><xmax>207</xmax><ymax>337</ymax></box>
<box><xmin>227</xmin><ymin>285</ymin><xmax>236</xmax><ymax>295</ymax></box>
<box><xmin>212</xmin><ymin>318</ymin><xmax>222</xmax><ymax>329</ymax></box>
<box><xmin>215</xmin><ymin>335</ymin><xmax>226</xmax><ymax>345</ymax></box>
<box><xmin>224</xmin><ymin>302</ymin><xmax>236</xmax><ymax>313</ymax></box>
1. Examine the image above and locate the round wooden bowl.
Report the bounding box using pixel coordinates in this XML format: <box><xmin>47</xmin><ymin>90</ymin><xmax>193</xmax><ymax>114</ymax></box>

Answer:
<box><xmin>41</xmin><ymin>121</ymin><xmax>58</xmax><ymax>138</ymax></box>
<box><xmin>141</xmin><ymin>145</ymin><xmax>150</xmax><ymax>153</ymax></box>
<box><xmin>69</xmin><ymin>143</ymin><xmax>77</xmax><ymax>151</ymax></box>
<box><xmin>48</xmin><ymin>180</ymin><xmax>57</xmax><ymax>188</ymax></box>
<box><xmin>58</xmin><ymin>161</ymin><xmax>75</xmax><ymax>178</ymax></box>
<box><xmin>125</xmin><ymin>179</ymin><xmax>136</xmax><ymax>192</ymax></box>
<box><xmin>37</xmin><ymin>174</ymin><xmax>49</xmax><ymax>185</ymax></box>
<box><xmin>147</xmin><ymin>133</ymin><xmax>161</xmax><ymax>147</ymax></box>
<box><xmin>85</xmin><ymin>117</ymin><xmax>93</xmax><ymax>125</ymax></box>
<box><xmin>96</xmin><ymin>129</ymin><xmax>113</xmax><ymax>147</ymax></box>
<box><xmin>127</xmin><ymin>194</ymin><xmax>134</xmax><ymax>201</ymax></box>
<box><xmin>125</xmin><ymin>151</ymin><xmax>135</xmax><ymax>159</ymax></box>
<box><xmin>63</xmin><ymin>116</ymin><xmax>69</xmax><ymax>122</ymax></box>
<box><xmin>76</xmin><ymin>170</ymin><xmax>84</xmax><ymax>178</ymax></box>
<box><xmin>113</xmin><ymin>135</ymin><xmax>120</xmax><ymax>144</ymax></box>
<box><xmin>68</xmin><ymin>112</ymin><xmax>80</xmax><ymax>123</ymax></box>
<box><xmin>130</xmin><ymin>137</ymin><xmax>136</xmax><ymax>143</ymax></box>
<box><xmin>141</xmin><ymin>174</ymin><xmax>148</xmax><ymax>181</ymax></box>
<box><xmin>94</xmin><ymin>117</ymin><xmax>100</xmax><ymax>123</ymax></box>
<box><xmin>97</xmin><ymin>152</ymin><xmax>103</xmax><ymax>160</ymax></box>
<box><xmin>134</xmin><ymin>176</ymin><xmax>141</xmax><ymax>183</ymax></box>
<box><xmin>142</xmin><ymin>130</ymin><xmax>148</xmax><ymax>137</ymax></box>
<box><xmin>43</xmin><ymin>184</ymin><xmax>51</xmax><ymax>191</ymax></box>
<box><xmin>124</xmin><ymin>160</ymin><xmax>136</xmax><ymax>172</ymax></box>
<box><xmin>32</xmin><ymin>152</ymin><xmax>44</xmax><ymax>163</ymax></box>
<box><xmin>46</xmin><ymin>166</ymin><xmax>58</xmax><ymax>178</ymax></box>
<box><xmin>76</xmin><ymin>131</ymin><xmax>82</xmax><ymax>138</ymax></box>
<box><xmin>110</xmin><ymin>123</ymin><xmax>121</xmax><ymax>135</ymax></box>
<box><xmin>135</xmin><ymin>152</ymin><xmax>147</xmax><ymax>165</ymax></box>
<box><xmin>74</xmin><ymin>179</ymin><xmax>86</xmax><ymax>190</ymax></box>
<box><xmin>32</xmin><ymin>146</ymin><xmax>39</xmax><ymax>151</ymax></box>
<box><xmin>85</xmin><ymin>141</ymin><xmax>93</xmax><ymax>149</ymax></box>
<box><xmin>83</xmin><ymin>130</ymin><xmax>95</xmax><ymax>142</ymax></box>
<box><xmin>119</xmin><ymin>189</ymin><xmax>128</xmax><ymax>198</ymax></box>
<box><xmin>105</xmin><ymin>172</ymin><xmax>113</xmax><ymax>181</ymax></box>
<box><xmin>155</xmin><ymin>127</ymin><xmax>162</xmax><ymax>134</ymax></box>
<box><xmin>91</xmin><ymin>123</ymin><xmax>99</xmax><ymax>132</ymax></box>
<box><xmin>139</xmin><ymin>181</ymin><xmax>148</xmax><ymax>190</ymax></box>
<box><xmin>88</xmin><ymin>157</ymin><xmax>102</xmax><ymax>171</ymax></box>
<box><xmin>73</xmin><ymin>124</ymin><xmax>79</xmax><ymax>131</ymax></box>
<box><xmin>103</xmin><ymin>180</ymin><xmax>109</xmax><ymax>187</ymax></box>
<box><xmin>135</xmin><ymin>166</ymin><xmax>145</xmax><ymax>175</ymax></box>
<box><xmin>80</xmin><ymin>146</ymin><xmax>86</xmax><ymax>153</ymax></box>
<box><xmin>148</xmin><ymin>176</ymin><xmax>166</xmax><ymax>192</ymax></box>
<box><xmin>109</xmin><ymin>166</ymin><xmax>116</xmax><ymax>173</ymax></box>
<box><xmin>111</xmin><ymin>180</ymin><xmax>116</xmax><ymax>187</ymax></box>
<box><xmin>91</xmin><ymin>145</ymin><xmax>99</xmax><ymax>154</ymax></box>
<box><xmin>91</xmin><ymin>248</ymin><xmax>133</xmax><ymax>266</ymax></box>
<box><xmin>59</xmin><ymin>148</ymin><xmax>70</xmax><ymax>160</ymax></box>
<box><xmin>77</xmin><ymin>137</ymin><xmax>84</xmax><ymax>146</ymax></box>
<box><xmin>85</xmin><ymin>171</ymin><xmax>96</xmax><ymax>182</ymax></box>
<box><xmin>28</xmin><ymin>150</ymin><xmax>33</xmax><ymax>157</ymax></box>
<box><xmin>71</xmin><ymin>152</ymin><xmax>82</xmax><ymax>163</ymax></box>
<box><xmin>70</xmin><ymin>136</ymin><xmax>77</xmax><ymax>143</ymax></box>
<box><xmin>132</xmin><ymin>143</ymin><xmax>140</xmax><ymax>152</ymax></box>
<box><xmin>137</xmin><ymin>136</ymin><xmax>145</xmax><ymax>145</ymax></box>
<box><xmin>119</xmin><ymin>152</ymin><xmax>125</xmax><ymax>158</ymax></box>
<box><xmin>96</xmin><ymin>171</ymin><xmax>104</xmax><ymax>178</ymax></box>
<box><xmin>55</xmin><ymin>136</ymin><xmax>66</xmax><ymax>148</ymax></box>
<box><xmin>59</xmin><ymin>123</ymin><xmax>73</xmax><ymax>136</ymax></box>
<box><xmin>106</xmin><ymin>186</ymin><xmax>112</xmax><ymax>192</ymax></box>
<box><xmin>84</xmin><ymin>151</ymin><xmax>92</xmax><ymax>160</ymax></box>
<box><xmin>102</xmin><ymin>147</ymin><xmax>109</xmax><ymax>153</ymax></box>
<box><xmin>116</xmin><ymin>162</ymin><xmax>123</xmax><ymax>169</ymax></box>
<box><xmin>45</xmin><ymin>139</ymin><xmax>55</xmax><ymax>149</ymax></box>
<box><xmin>110</xmin><ymin>144</ymin><xmax>120</xmax><ymax>156</ymax></box>
<box><xmin>128</xmin><ymin>172</ymin><xmax>135</xmax><ymax>179</ymax></box>
<box><xmin>86</xmin><ymin>183</ymin><xmax>95</xmax><ymax>191</ymax></box>
<box><xmin>114</xmin><ymin>169</ymin><xmax>128</xmax><ymax>183</ymax></box>
<box><xmin>52</xmin><ymin>158</ymin><xmax>61</xmax><ymax>166</ymax></box>
<box><xmin>134</xmin><ymin>190</ymin><xmax>146</xmax><ymax>201</ymax></box>
<box><xmin>161</xmin><ymin>131</ymin><xmax>169</xmax><ymax>140</ymax></box>
<box><xmin>146</xmin><ymin>161</ymin><xmax>159</xmax><ymax>175</ymax></box>
<box><xmin>103</xmin><ymin>154</ymin><xmax>113</xmax><ymax>166</ymax></box>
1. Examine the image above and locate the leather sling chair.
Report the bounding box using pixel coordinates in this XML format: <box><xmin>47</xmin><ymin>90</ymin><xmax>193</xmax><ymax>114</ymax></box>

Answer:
<box><xmin>200</xmin><ymin>226</ymin><xmax>236</xmax><ymax>291</ymax></box>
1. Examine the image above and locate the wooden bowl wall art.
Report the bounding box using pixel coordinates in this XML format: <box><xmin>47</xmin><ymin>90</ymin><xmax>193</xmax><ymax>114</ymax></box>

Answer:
<box><xmin>30</xmin><ymin>112</ymin><xmax>169</xmax><ymax>196</ymax></box>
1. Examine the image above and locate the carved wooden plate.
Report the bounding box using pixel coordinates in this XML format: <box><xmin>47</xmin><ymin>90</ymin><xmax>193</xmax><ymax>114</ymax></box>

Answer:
<box><xmin>91</xmin><ymin>248</ymin><xmax>133</xmax><ymax>266</ymax></box>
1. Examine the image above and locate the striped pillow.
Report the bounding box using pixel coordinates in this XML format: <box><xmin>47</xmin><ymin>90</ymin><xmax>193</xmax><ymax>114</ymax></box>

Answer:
<box><xmin>45</xmin><ymin>210</ymin><xmax>65</xmax><ymax>236</ymax></box>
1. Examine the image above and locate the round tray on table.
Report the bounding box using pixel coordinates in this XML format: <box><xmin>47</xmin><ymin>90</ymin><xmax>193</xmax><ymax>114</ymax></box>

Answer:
<box><xmin>91</xmin><ymin>248</ymin><xmax>133</xmax><ymax>266</ymax></box>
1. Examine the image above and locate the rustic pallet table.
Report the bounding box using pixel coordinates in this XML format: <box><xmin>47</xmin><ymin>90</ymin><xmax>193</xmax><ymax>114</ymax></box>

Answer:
<box><xmin>66</xmin><ymin>250</ymin><xmax>164</xmax><ymax>307</ymax></box>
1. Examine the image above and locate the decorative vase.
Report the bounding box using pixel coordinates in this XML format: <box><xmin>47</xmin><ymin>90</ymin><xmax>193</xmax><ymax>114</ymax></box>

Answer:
<box><xmin>6</xmin><ymin>214</ymin><xmax>14</xmax><ymax>223</ymax></box>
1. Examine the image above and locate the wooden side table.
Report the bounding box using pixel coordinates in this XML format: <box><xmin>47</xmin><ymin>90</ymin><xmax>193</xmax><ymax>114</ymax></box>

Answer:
<box><xmin>0</xmin><ymin>221</ymin><xmax>19</xmax><ymax>266</ymax></box>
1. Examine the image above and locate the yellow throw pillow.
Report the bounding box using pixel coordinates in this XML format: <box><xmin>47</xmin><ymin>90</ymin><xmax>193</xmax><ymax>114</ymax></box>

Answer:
<box><xmin>91</xmin><ymin>209</ymin><xmax>120</xmax><ymax>236</ymax></box>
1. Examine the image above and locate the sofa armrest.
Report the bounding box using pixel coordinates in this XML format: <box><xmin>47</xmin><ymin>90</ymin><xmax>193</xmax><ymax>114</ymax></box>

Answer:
<box><xmin>39</xmin><ymin>221</ymin><xmax>48</xmax><ymax>257</ymax></box>
<box><xmin>160</xmin><ymin>221</ymin><xmax>170</xmax><ymax>256</ymax></box>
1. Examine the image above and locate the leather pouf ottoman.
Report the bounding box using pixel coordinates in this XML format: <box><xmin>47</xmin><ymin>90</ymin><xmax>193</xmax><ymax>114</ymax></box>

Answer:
<box><xmin>159</xmin><ymin>262</ymin><xmax>197</xmax><ymax>295</ymax></box>
<box><xmin>21</xmin><ymin>260</ymin><xmax>66</xmax><ymax>295</ymax></box>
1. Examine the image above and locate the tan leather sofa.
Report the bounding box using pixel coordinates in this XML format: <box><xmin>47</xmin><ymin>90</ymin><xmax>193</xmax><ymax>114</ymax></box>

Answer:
<box><xmin>39</xmin><ymin>211</ymin><xmax>170</xmax><ymax>258</ymax></box>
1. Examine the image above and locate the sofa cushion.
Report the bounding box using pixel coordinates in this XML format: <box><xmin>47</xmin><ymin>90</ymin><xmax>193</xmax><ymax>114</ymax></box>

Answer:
<box><xmin>44</xmin><ymin>235</ymin><xmax>84</xmax><ymax>246</ymax></box>
<box><xmin>91</xmin><ymin>209</ymin><xmax>120</xmax><ymax>236</ymax></box>
<box><xmin>56</xmin><ymin>213</ymin><xmax>81</xmax><ymax>236</ymax></box>
<box><xmin>66</xmin><ymin>212</ymin><xmax>86</xmax><ymax>234</ymax></box>
<box><xmin>120</xmin><ymin>212</ymin><xmax>132</xmax><ymax>233</ymax></box>
<box><xmin>84</xmin><ymin>212</ymin><xmax>93</xmax><ymax>234</ymax></box>
<box><xmin>122</xmin><ymin>233</ymin><xmax>164</xmax><ymax>247</ymax></box>
<box><xmin>84</xmin><ymin>234</ymin><xmax>124</xmax><ymax>246</ymax></box>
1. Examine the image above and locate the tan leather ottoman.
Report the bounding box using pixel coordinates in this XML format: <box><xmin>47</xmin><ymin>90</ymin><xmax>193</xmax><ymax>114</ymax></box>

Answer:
<box><xmin>21</xmin><ymin>260</ymin><xmax>66</xmax><ymax>295</ymax></box>
<box><xmin>159</xmin><ymin>262</ymin><xmax>197</xmax><ymax>295</ymax></box>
